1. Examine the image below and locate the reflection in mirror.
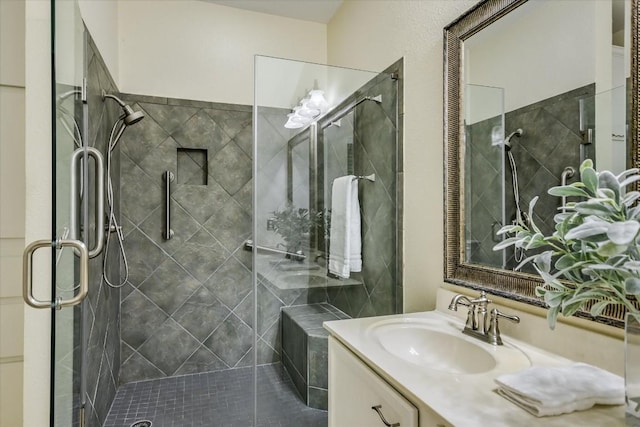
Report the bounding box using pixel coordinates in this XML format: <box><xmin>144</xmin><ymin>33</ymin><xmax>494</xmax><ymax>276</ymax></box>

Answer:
<box><xmin>289</xmin><ymin>131</ymin><xmax>311</xmax><ymax>210</ymax></box>
<box><xmin>445</xmin><ymin>0</ymin><xmax>638</xmax><ymax>325</ymax></box>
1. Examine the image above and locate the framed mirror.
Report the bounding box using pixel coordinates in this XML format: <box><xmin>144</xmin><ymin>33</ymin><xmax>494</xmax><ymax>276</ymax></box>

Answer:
<box><xmin>444</xmin><ymin>0</ymin><xmax>639</xmax><ymax>326</ymax></box>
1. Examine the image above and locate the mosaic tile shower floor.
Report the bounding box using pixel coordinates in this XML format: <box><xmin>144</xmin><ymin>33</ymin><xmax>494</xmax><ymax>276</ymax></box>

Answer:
<box><xmin>103</xmin><ymin>364</ymin><xmax>327</xmax><ymax>427</ymax></box>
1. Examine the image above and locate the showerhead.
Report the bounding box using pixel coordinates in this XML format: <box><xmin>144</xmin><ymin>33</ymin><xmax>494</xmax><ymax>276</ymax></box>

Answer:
<box><xmin>102</xmin><ymin>91</ymin><xmax>145</xmax><ymax>125</ymax></box>
<box><xmin>121</xmin><ymin>105</ymin><xmax>145</xmax><ymax>125</ymax></box>
<box><xmin>504</xmin><ymin>128</ymin><xmax>523</xmax><ymax>151</ymax></box>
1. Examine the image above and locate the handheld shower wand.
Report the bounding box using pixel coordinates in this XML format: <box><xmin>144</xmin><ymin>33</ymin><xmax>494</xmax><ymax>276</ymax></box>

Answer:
<box><xmin>101</xmin><ymin>92</ymin><xmax>145</xmax><ymax>288</ymax></box>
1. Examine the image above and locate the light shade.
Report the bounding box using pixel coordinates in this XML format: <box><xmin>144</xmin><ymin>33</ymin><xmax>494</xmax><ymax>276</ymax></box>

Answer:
<box><xmin>284</xmin><ymin>89</ymin><xmax>330</xmax><ymax>129</ymax></box>
<box><xmin>284</xmin><ymin>118</ymin><xmax>304</xmax><ymax>129</ymax></box>
<box><xmin>306</xmin><ymin>90</ymin><xmax>328</xmax><ymax>112</ymax></box>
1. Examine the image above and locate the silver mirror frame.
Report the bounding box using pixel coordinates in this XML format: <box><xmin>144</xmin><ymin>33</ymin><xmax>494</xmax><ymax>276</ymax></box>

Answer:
<box><xmin>444</xmin><ymin>0</ymin><xmax>639</xmax><ymax>327</ymax></box>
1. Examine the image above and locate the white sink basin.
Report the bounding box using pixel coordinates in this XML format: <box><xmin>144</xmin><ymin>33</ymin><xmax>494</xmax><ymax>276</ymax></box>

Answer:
<box><xmin>367</xmin><ymin>318</ymin><xmax>530</xmax><ymax>375</ymax></box>
<box><xmin>373</xmin><ymin>324</ymin><xmax>495</xmax><ymax>374</ymax></box>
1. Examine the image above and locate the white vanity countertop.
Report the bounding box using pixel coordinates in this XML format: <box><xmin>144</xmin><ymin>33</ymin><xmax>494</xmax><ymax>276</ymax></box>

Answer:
<box><xmin>324</xmin><ymin>310</ymin><xmax>626</xmax><ymax>426</ymax></box>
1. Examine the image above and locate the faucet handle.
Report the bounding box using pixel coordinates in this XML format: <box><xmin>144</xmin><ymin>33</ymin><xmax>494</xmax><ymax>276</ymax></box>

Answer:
<box><xmin>470</xmin><ymin>290</ymin><xmax>491</xmax><ymax>307</ymax></box>
<box><xmin>493</xmin><ymin>308</ymin><xmax>520</xmax><ymax>323</ymax></box>
<box><xmin>487</xmin><ymin>308</ymin><xmax>520</xmax><ymax>345</ymax></box>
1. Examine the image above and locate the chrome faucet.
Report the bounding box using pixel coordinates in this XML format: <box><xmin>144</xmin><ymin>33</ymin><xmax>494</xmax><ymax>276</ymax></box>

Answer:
<box><xmin>448</xmin><ymin>291</ymin><xmax>520</xmax><ymax>345</ymax></box>
<box><xmin>448</xmin><ymin>294</ymin><xmax>476</xmax><ymax>330</ymax></box>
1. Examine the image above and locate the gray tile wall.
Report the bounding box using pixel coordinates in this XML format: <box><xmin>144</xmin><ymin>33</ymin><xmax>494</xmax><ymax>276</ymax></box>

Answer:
<box><xmin>467</xmin><ymin>84</ymin><xmax>595</xmax><ymax>271</ymax></box>
<box><xmin>281</xmin><ymin>303</ymin><xmax>349</xmax><ymax>410</ymax></box>
<box><xmin>465</xmin><ymin>115</ymin><xmax>504</xmax><ymax>268</ymax></box>
<box><xmin>84</xmin><ymin>34</ymin><xmax>122</xmax><ymax>427</ymax></box>
<box><xmin>117</xmin><ymin>93</ymin><xmax>254</xmax><ymax>383</ymax></box>
<box><xmin>326</xmin><ymin>61</ymin><xmax>403</xmax><ymax>318</ymax></box>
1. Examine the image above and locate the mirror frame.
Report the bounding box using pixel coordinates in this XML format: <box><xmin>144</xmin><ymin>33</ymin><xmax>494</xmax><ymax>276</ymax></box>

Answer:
<box><xmin>444</xmin><ymin>0</ymin><xmax>640</xmax><ymax>327</ymax></box>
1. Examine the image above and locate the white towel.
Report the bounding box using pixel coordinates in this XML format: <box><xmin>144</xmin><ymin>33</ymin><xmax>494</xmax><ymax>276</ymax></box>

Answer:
<box><xmin>495</xmin><ymin>363</ymin><xmax>624</xmax><ymax>417</ymax></box>
<box><xmin>328</xmin><ymin>175</ymin><xmax>362</xmax><ymax>278</ymax></box>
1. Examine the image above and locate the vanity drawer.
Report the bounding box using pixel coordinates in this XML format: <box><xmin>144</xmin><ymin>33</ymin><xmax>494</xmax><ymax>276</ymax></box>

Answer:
<box><xmin>329</xmin><ymin>336</ymin><xmax>419</xmax><ymax>427</ymax></box>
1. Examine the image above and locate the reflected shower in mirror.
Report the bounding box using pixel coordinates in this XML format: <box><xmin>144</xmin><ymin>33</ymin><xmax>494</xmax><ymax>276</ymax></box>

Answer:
<box><xmin>445</xmin><ymin>0</ymin><xmax>639</xmax><ymax>325</ymax></box>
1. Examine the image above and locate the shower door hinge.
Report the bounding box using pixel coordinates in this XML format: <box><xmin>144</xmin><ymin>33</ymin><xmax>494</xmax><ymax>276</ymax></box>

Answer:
<box><xmin>81</xmin><ymin>78</ymin><xmax>88</xmax><ymax>104</ymax></box>
<box><xmin>581</xmin><ymin>128</ymin><xmax>593</xmax><ymax>145</ymax></box>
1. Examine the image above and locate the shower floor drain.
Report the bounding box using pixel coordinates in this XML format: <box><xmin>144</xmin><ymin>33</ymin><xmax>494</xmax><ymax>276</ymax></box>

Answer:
<box><xmin>130</xmin><ymin>421</ymin><xmax>152</xmax><ymax>427</ymax></box>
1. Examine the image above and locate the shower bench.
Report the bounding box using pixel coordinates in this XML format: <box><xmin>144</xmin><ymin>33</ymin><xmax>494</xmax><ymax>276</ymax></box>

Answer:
<box><xmin>281</xmin><ymin>303</ymin><xmax>351</xmax><ymax>410</ymax></box>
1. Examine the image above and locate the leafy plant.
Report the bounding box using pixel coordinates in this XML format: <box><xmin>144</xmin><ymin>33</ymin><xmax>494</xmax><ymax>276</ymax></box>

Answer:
<box><xmin>271</xmin><ymin>204</ymin><xmax>322</xmax><ymax>253</ymax></box>
<box><xmin>494</xmin><ymin>159</ymin><xmax>640</xmax><ymax>329</ymax></box>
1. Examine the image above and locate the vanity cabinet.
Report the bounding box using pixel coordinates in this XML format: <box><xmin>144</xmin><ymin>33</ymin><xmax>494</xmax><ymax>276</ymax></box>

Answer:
<box><xmin>329</xmin><ymin>336</ymin><xmax>451</xmax><ymax>427</ymax></box>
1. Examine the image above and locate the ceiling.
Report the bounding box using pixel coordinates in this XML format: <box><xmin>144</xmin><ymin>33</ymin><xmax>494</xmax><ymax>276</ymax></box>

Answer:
<box><xmin>204</xmin><ymin>0</ymin><xmax>344</xmax><ymax>24</ymax></box>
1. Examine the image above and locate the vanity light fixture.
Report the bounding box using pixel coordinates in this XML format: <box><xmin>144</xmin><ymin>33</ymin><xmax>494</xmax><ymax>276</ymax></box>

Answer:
<box><xmin>284</xmin><ymin>89</ymin><xmax>329</xmax><ymax>129</ymax></box>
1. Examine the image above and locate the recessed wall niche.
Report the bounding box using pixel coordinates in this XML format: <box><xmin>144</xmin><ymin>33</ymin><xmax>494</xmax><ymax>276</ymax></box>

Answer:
<box><xmin>177</xmin><ymin>148</ymin><xmax>208</xmax><ymax>185</ymax></box>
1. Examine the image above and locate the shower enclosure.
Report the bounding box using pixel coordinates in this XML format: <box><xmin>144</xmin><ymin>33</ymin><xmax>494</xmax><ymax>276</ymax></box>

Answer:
<box><xmin>41</xmin><ymin>1</ymin><xmax>403</xmax><ymax>424</ymax></box>
<box><xmin>253</xmin><ymin>55</ymin><xmax>402</xmax><ymax>425</ymax></box>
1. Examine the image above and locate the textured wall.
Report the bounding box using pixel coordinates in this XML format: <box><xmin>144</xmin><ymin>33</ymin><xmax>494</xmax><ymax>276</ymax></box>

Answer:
<box><xmin>502</xmin><ymin>84</ymin><xmax>594</xmax><ymax>269</ymax></box>
<box><xmin>117</xmin><ymin>93</ymin><xmax>399</xmax><ymax>384</ymax></box>
<box><xmin>118</xmin><ymin>94</ymin><xmax>254</xmax><ymax>383</ymax></box>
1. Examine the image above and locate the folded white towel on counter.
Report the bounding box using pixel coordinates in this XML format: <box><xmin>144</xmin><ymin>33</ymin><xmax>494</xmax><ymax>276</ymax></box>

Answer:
<box><xmin>328</xmin><ymin>175</ymin><xmax>362</xmax><ymax>278</ymax></box>
<box><xmin>495</xmin><ymin>363</ymin><xmax>624</xmax><ymax>417</ymax></box>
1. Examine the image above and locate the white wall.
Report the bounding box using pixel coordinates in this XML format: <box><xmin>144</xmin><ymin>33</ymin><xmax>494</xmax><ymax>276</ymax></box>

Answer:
<box><xmin>464</xmin><ymin>0</ymin><xmax>597</xmax><ymax>117</ymax></box>
<box><xmin>328</xmin><ymin>0</ymin><xmax>477</xmax><ymax>313</ymax></box>
<box><xmin>0</xmin><ymin>0</ymin><xmax>25</xmax><ymax>425</ymax></box>
<box><xmin>117</xmin><ymin>1</ymin><xmax>327</xmax><ymax>105</ymax></box>
<box><xmin>78</xmin><ymin>0</ymin><xmax>119</xmax><ymax>85</ymax></box>
<box><xmin>23</xmin><ymin>1</ymin><xmax>53</xmax><ymax>425</ymax></box>
<box><xmin>255</xmin><ymin>55</ymin><xmax>377</xmax><ymax>109</ymax></box>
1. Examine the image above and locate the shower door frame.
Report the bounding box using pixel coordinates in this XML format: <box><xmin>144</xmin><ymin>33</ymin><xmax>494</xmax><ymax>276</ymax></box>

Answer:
<box><xmin>49</xmin><ymin>1</ymin><xmax>90</xmax><ymax>425</ymax></box>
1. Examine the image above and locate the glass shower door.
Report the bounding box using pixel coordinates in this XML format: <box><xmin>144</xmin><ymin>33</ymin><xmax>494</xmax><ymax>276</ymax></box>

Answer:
<box><xmin>52</xmin><ymin>1</ymin><xmax>87</xmax><ymax>425</ymax></box>
<box><xmin>464</xmin><ymin>84</ymin><xmax>505</xmax><ymax>269</ymax></box>
<box><xmin>20</xmin><ymin>0</ymin><xmax>89</xmax><ymax>422</ymax></box>
<box><xmin>253</xmin><ymin>55</ymin><xmax>400</xmax><ymax>426</ymax></box>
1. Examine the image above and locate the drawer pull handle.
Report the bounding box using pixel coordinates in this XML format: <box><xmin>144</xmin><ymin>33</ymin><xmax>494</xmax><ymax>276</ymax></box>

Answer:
<box><xmin>371</xmin><ymin>405</ymin><xmax>400</xmax><ymax>427</ymax></box>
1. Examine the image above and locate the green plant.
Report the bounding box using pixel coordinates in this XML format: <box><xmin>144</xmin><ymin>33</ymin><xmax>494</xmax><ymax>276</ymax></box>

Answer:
<box><xmin>271</xmin><ymin>204</ymin><xmax>322</xmax><ymax>253</ymax></box>
<box><xmin>494</xmin><ymin>159</ymin><xmax>640</xmax><ymax>329</ymax></box>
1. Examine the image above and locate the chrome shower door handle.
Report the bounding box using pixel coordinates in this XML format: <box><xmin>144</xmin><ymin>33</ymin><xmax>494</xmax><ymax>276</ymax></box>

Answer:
<box><xmin>70</xmin><ymin>147</ymin><xmax>105</xmax><ymax>258</ymax></box>
<box><xmin>163</xmin><ymin>171</ymin><xmax>175</xmax><ymax>240</ymax></box>
<box><xmin>23</xmin><ymin>239</ymin><xmax>89</xmax><ymax>309</ymax></box>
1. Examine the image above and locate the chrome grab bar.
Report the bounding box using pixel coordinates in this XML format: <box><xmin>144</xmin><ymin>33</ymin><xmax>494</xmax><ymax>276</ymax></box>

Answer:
<box><xmin>560</xmin><ymin>166</ymin><xmax>576</xmax><ymax>213</ymax></box>
<box><xmin>243</xmin><ymin>239</ymin><xmax>306</xmax><ymax>261</ymax></box>
<box><xmin>163</xmin><ymin>171</ymin><xmax>175</xmax><ymax>240</ymax></box>
<box><xmin>23</xmin><ymin>239</ymin><xmax>89</xmax><ymax>309</ymax></box>
<box><xmin>70</xmin><ymin>147</ymin><xmax>105</xmax><ymax>258</ymax></box>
